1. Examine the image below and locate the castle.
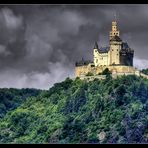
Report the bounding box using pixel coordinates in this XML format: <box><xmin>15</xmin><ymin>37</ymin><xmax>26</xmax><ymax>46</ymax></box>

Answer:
<box><xmin>75</xmin><ymin>19</ymin><xmax>148</xmax><ymax>80</ymax></box>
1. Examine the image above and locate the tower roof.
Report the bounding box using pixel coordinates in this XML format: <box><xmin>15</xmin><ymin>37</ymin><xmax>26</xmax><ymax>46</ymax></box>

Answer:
<box><xmin>94</xmin><ymin>42</ymin><xmax>98</xmax><ymax>49</ymax></box>
<box><xmin>110</xmin><ymin>35</ymin><xmax>122</xmax><ymax>42</ymax></box>
<box><xmin>122</xmin><ymin>42</ymin><xmax>129</xmax><ymax>49</ymax></box>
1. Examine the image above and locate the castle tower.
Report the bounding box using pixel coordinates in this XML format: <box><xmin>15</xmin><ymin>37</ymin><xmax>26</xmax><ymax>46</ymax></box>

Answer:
<box><xmin>109</xmin><ymin>36</ymin><xmax>122</xmax><ymax>65</ymax></box>
<box><xmin>109</xmin><ymin>16</ymin><xmax>120</xmax><ymax>40</ymax></box>
<box><xmin>93</xmin><ymin>41</ymin><xmax>99</xmax><ymax>66</ymax></box>
<box><xmin>109</xmin><ymin>17</ymin><xmax>122</xmax><ymax>65</ymax></box>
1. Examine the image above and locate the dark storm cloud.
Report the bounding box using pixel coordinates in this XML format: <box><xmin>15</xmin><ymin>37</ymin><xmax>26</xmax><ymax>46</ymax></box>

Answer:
<box><xmin>0</xmin><ymin>4</ymin><xmax>147</xmax><ymax>89</ymax></box>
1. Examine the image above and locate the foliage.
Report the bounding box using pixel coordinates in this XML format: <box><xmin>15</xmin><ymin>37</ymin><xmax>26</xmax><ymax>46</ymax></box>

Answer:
<box><xmin>0</xmin><ymin>88</ymin><xmax>41</xmax><ymax>118</ymax></box>
<box><xmin>0</xmin><ymin>75</ymin><xmax>148</xmax><ymax>144</ymax></box>
<box><xmin>141</xmin><ymin>68</ymin><xmax>148</xmax><ymax>75</ymax></box>
<box><xmin>99</xmin><ymin>68</ymin><xmax>112</xmax><ymax>79</ymax></box>
<box><xmin>101</xmin><ymin>68</ymin><xmax>111</xmax><ymax>75</ymax></box>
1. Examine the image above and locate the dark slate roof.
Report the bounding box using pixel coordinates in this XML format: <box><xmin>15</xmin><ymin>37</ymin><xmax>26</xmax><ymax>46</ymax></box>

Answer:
<box><xmin>98</xmin><ymin>47</ymin><xmax>109</xmax><ymax>53</ymax></box>
<box><xmin>110</xmin><ymin>35</ymin><xmax>122</xmax><ymax>42</ymax></box>
<box><xmin>122</xmin><ymin>42</ymin><xmax>130</xmax><ymax>49</ymax></box>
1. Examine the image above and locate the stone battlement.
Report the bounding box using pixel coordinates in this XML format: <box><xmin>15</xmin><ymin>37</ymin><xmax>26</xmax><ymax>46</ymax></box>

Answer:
<box><xmin>75</xmin><ymin>64</ymin><xmax>148</xmax><ymax>80</ymax></box>
<box><xmin>75</xmin><ymin>65</ymin><xmax>138</xmax><ymax>77</ymax></box>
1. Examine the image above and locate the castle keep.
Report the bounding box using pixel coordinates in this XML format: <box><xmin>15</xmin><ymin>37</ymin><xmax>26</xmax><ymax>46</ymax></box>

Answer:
<box><xmin>75</xmin><ymin>19</ymin><xmax>148</xmax><ymax>80</ymax></box>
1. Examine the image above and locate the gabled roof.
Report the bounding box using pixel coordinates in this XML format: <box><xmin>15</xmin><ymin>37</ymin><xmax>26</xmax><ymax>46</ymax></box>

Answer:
<box><xmin>110</xmin><ymin>35</ymin><xmax>122</xmax><ymax>42</ymax></box>
<box><xmin>98</xmin><ymin>47</ymin><xmax>109</xmax><ymax>53</ymax></box>
<box><xmin>93</xmin><ymin>42</ymin><xmax>109</xmax><ymax>53</ymax></box>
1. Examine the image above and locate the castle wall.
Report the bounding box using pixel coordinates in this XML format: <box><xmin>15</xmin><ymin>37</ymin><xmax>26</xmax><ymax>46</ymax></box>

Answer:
<box><xmin>75</xmin><ymin>65</ymin><xmax>89</xmax><ymax>77</ymax></box>
<box><xmin>94</xmin><ymin>48</ymin><xmax>99</xmax><ymax>66</ymax></box>
<box><xmin>75</xmin><ymin>65</ymin><xmax>138</xmax><ymax>78</ymax></box>
<box><xmin>120</xmin><ymin>52</ymin><xmax>134</xmax><ymax>66</ymax></box>
<box><xmin>99</xmin><ymin>53</ymin><xmax>108</xmax><ymax>66</ymax></box>
<box><xmin>139</xmin><ymin>73</ymin><xmax>148</xmax><ymax>79</ymax></box>
<box><xmin>79</xmin><ymin>75</ymin><xmax>106</xmax><ymax>81</ymax></box>
<box><xmin>75</xmin><ymin>62</ymin><xmax>148</xmax><ymax>80</ymax></box>
<box><xmin>94</xmin><ymin>49</ymin><xmax>109</xmax><ymax>67</ymax></box>
<box><xmin>75</xmin><ymin>64</ymin><xmax>96</xmax><ymax>77</ymax></box>
<box><xmin>109</xmin><ymin>41</ymin><xmax>122</xmax><ymax>65</ymax></box>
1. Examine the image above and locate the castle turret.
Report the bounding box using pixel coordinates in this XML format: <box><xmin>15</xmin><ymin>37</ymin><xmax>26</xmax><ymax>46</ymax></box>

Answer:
<box><xmin>109</xmin><ymin>18</ymin><xmax>120</xmax><ymax>40</ymax></box>
<box><xmin>120</xmin><ymin>42</ymin><xmax>134</xmax><ymax>66</ymax></box>
<box><xmin>108</xmin><ymin>17</ymin><xmax>122</xmax><ymax>65</ymax></box>
<box><xmin>93</xmin><ymin>42</ymin><xmax>99</xmax><ymax>66</ymax></box>
<box><xmin>94</xmin><ymin>41</ymin><xmax>98</xmax><ymax>49</ymax></box>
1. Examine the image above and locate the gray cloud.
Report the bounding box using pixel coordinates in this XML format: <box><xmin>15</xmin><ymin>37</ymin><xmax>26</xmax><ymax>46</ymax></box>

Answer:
<box><xmin>0</xmin><ymin>5</ymin><xmax>147</xmax><ymax>89</ymax></box>
<box><xmin>2</xmin><ymin>8</ymin><xmax>23</xmax><ymax>29</ymax></box>
<box><xmin>0</xmin><ymin>62</ymin><xmax>74</xmax><ymax>89</ymax></box>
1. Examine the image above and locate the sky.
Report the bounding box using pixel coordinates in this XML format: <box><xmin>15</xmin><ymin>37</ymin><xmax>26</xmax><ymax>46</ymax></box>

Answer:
<box><xmin>0</xmin><ymin>4</ymin><xmax>147</xmax><ymax>89</ymax></box>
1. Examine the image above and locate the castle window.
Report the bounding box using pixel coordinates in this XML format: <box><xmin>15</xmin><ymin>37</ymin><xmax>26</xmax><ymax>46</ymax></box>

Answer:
<box><xmin>117</xmin><ymin>54</ymin><xmax>118</xmax><ymax>56</ymax></box>
<box><xmin>112</xmin><ymin>49</ymin><xmax>114</xmax><ymax>51</ymax></box>
<box><xmin>117</xmin><ymin>49</ymin><xmax>118</xmax><ymax>51</ymax></box>
<box><xmin>96</xmin><ymin>59</ymin><xmax>98</xmax><ymax>63</ymax></box>
<box><xmin>114</xmin><ymin>33</ymin><xmax>115</xmax><ymax>35</ymax></box>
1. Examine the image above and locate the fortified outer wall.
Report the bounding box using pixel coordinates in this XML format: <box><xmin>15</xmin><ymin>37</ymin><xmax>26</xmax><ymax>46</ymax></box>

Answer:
<box><xmin>75</xmin><ymin>64</ymin><xmax>95</xmax><ymax>77</ymax></box>
<box><xmin>79</xmin><ymin>75</ymin><xmax>106</xmax><ymax>81</ymax></box>
<box><xmin>140</xmin><ymin>72</ymin><xmax>148</xmax><ymax>79</ymax></box>
<box><xmin>75</xmin><ymin>65</ymin><xmax>148</xmax><ymax>79</ymax></box>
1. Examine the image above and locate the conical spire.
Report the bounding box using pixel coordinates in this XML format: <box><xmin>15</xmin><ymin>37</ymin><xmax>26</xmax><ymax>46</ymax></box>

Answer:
<box><xmin>94</xmin><ymin>41</ymin><xmax>98</xmax><ymax>49</ymax></box>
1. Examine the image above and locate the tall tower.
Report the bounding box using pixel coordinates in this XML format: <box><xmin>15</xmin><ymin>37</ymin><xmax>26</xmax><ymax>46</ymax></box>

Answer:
<box><xmin>109</xmin><ymin>15</ymin><xmax>120</xmax><ymax>40</ymax></box>
<box><xmin>109</xmin><ymin>16</ymin><xmax>122</xmax><ymax>65</ymax></box>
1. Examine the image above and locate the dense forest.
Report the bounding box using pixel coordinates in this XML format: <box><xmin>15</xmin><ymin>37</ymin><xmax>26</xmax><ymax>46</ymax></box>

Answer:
<box><xmin>0</xmin><ymin>88</ymin><xmax>41</xmax><ymax>118</ymax></box>
<box><xmin>0</xmin><ymin>73</ymin><xmax>148</xmax><ymax>144</ymax></box>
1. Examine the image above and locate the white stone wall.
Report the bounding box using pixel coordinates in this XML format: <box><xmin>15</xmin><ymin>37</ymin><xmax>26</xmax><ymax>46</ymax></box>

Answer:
<box><xmin>93</xmin><ymin>49</ymin><xmax>109</xmax><ymax>66</ymax></box>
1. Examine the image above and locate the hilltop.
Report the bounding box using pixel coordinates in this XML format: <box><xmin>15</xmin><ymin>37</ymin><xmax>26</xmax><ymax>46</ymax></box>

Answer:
<box><xmin>0</xmin><ymin>74</ymin><xmax>148</xmax><ymax>144</ymax></box>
